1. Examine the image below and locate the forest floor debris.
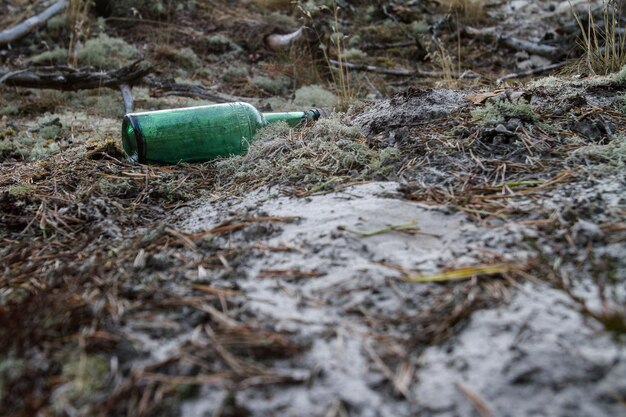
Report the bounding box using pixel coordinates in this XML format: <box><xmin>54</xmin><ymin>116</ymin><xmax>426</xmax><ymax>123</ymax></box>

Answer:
<box><xmin>1</xmin><ymin>1</ymin><xmax>625</xmax><ymax>416</ymax></box>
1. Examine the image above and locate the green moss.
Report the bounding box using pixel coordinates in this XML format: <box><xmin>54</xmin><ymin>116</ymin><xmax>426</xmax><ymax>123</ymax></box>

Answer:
<box><xmin>38</xmin><ymin>125</ymin><xmax>61</xmax><ymax>141</ymax></box>
<box><xmin>29</xmin><ymin>47</ymin><xmax>68</xmax><ymax>65</ymax></box>
<box><xmin>97</xmin><ymin>178</ymin><xmax>137</xmax><ymax>198</ymax></box>
<box><xmin>613</xmin><ymin>65</ymin><xmax>626</xmax><ymax>85</ymax></box>
<box><xmin>251</xmin><ymin>75</ymin><xmax>291</xmax><ymax>95</ymax></box>
<box><xmin>178</xmin><ymin>47</ymin><xmax>202</xmax><ymax>69</ymax></box>
<box><xmin>156</xmin><ymin>46</ymin><xmax>202</xmax><ymax>70</ymax></box>
<box><xmin>265</xmin><ymin>11</ymin><xmax>298</xmax><ymax>28</ymax></box>
<box><xmin>616</xmin><ymin>93</ymin><xmax>626</xmax><ymax>115</ymax></box>
<box><xmin>30</xmin><ymin>141</ymin><xmax>60</xmax><ymax>159</ymax></box>
<box><xmin>108</xmin><ymin>0</ymin><xmax>179</xmax><ymax>19</ymax></box>
<box><xmin>348</xmin><ymin>34</ymin><xmax>362</xmax><ymax>48</ymax></box>
<box><xmin>411</xmin><ymin>21</ymin><xmax>430</xmax><ymax>35</ymax></box>
<box><xmin>0</xmin><ymin>115</ymin><xmax>68</xmax><ymax>161</ymax></box>
<box><xmin>368</xmin><ymin>147</ymin><xmax>400</xmax><ymax>176</ymax></box>
<box><xmin>571</xmin><ymin>134</ymin><xmax>626</xmax><ymax>170</ymax></box>
<box><xmin>0</xmin><ymin>131</ymin><xmax>38</xmax><ymax>161</ymax></box>
<box><xmin>206</xmin><ymin>35</ymin><xmax>241</xmax><ymax>54</ymax></box>
<box><xmin>84</xmin><ymin>92</ymin><xmax>125</xmax><ymax>118</ymax></box>
<box><xmin>471</xmin><ymin>100</ymin><xmax>537</xmax><ymax>126</ymax></box>
<box><xmin>530</xmin><ymin>70</ymin><xmax>625</xmax><ymax>93</ymax></box>
<box><xmin>342</xmin><ymin>48</ymin><xmax>367</xmax><ymax>61</ymax></box>
<box><xmin>77</xmin><ymin>34</ymin><xmax>137</xmax><ymax>69</ymax></box>
<box><xmin>0</xmin><ymin>140</ymin><xmax>21</xmax><ymax>160</ymax></box>
<box><xmin>357</xmin><ymin>22</ymin><xmax>414</xmax><ymax>45</ymax></box>
<box><xmin>0</xmin><ymin>355</ymin><xmax>27</xmax><ymax>402</ymax></box>
<box><xmin>0</xmin><ymin>105</ymin><xmax>19</xmax><ymax>117</ymax></box>
<box><xmin>60</xmin><ymin>354</ymin><xmax>109</xmax><ymax>400</ymax></box>
<box><xmin>222</xmin><ymin>67</ymin><xmax>248</xmax><ymax>82</ymax></box>
<box><xmin>293</xmin><ymin>85</ymin><xmax>338</xmax><ymax>108</ymax></box>
<box><xmin>8</xmin><ymin>183</ymin><xmax>35</xmax><ymax>197</ymax></box>
<box><xmin>46</xmin><ymin>13</ymin><xmax>69</xmax><ymax>37</ymax></box>
<box><xmin>264</xmin><ymin>96</ymin><xmax>292</xmax><ymax>111</ymax></box>
<box><xmin>150</xmin><ymin>179</ymin><xmax>197</xmax><ymax>203</ymax></box>
<box><xmin>300</xmin><ymin>0</ymin><xmax>335</xmax><ymax>15</ymax></box>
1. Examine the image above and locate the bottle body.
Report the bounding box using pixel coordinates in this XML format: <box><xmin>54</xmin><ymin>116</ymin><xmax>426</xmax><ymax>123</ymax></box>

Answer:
<box><xmin>122</xmin><ymin>102</ymin><xmax>265</xmax><ymax>164</ymax></box>
<box><xmin>121</xmin><ymin>102</ymin><xmax>322</xmax><ymax>164</ymax></box>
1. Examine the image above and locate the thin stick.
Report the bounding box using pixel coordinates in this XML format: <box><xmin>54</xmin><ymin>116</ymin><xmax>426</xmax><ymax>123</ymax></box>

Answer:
<box><xmin>0</xmin><ymin>0</ymin><xmax>69</xmax><ymax>46</ymax></box>
<box><xmin>496</xmin><ymin>62</ymin><xmax>566</xmax><ymax>84</ymax></box>
<box><xmin>119</xmin><ymin>84</ymin><xmax>133</xmax><ymax>114</ymax></box>
<box><xmin>456</xmin><ymin>382</ymin><xmax>494</xmax><ymax>417</ymax></box>
<box><xmin>328</xmin><ymin>59</ymin><xmax>480</xmax><ymax>79</ymax></box>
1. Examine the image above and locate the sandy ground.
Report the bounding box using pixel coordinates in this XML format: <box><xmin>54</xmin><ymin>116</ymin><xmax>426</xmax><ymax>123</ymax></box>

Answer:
<box><xmin>124</xmin><ymin>176</ymin><xmax>622</xmax><ymax>417</ymax></box>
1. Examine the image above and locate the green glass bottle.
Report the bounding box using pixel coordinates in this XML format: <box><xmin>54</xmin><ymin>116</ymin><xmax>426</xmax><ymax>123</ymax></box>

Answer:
<box><xmin>121</xmin><ymin>102</ymin><xmax>324</xmax><ymax>164</ymax></box>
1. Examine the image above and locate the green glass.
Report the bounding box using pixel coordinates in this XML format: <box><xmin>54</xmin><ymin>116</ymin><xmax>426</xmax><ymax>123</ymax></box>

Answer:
<box><xmin>121</xmin><ymin>102</ymin><xmax>323</xmax><ymax>164</ymax></box>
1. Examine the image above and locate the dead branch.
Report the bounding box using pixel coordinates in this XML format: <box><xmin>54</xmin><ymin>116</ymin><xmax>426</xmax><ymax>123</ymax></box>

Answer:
<box><xmin>464</xmin><ymin>27</ymin><xmax>561</xmax><ymax>59</ymax></box>
<box><xmin>0</xmin><ymin>60</ymin><xmax>153</xmax><ymax>90</ymax></box>
<box><xmin>0</xmin><ymin>0</ymin><xmax>69</xmax><ymax>46</ymax></box>
<box><xmin>501</xmin><ymin>37</ymin><xmax>560</xmax><ymax>58</ymax></box>
<box><xmin>329</xmin><ymin>59</ymin><xmax>480</xmax><ymax>79</ymax></box>
<box><xmin>496</xmin><ymin>62</ymin><xmax>566</xmax><ymax>84</ymax></box>
<box><xmin>0</xmin><ymin>61</ymin><xmax>240</xmax><ymax>107</ymax></box>
<box><xmin>119</xmin><ymin>84</ymin><xmax>134</xmax><ymax>114</ymax></box>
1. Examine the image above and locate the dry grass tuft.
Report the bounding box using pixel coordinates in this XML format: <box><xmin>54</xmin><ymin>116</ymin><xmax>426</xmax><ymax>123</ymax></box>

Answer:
<box><xmin>572</xmin><ymin>0</ymin><xmax>626</xmax><ymax>75</ymax></box>
<box><xmin>440</xmin><ymin>0</ymin><xmax>486</xmax><ymax>23</ymax></box>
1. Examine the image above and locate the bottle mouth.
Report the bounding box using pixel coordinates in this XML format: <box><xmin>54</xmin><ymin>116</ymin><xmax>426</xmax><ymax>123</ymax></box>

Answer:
<box><xmin>121</xmin><ymin>115</ymin><xmax>143</xmax><ymax>163</ymax></box>
<box><xmin>308</xmin><ymin>108</ymin><xmax>331</xmax><ymax>120</ymax></box>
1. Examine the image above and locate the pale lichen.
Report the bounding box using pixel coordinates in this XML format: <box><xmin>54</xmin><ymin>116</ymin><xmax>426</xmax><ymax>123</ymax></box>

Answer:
<box><xmin>215</xmin><ymin>116</ymin><xmax>397</xmax><ymax>191</ymax></box>
<box><xmin>293</xmin><ymin>85</ymin><xmax>338</xmax><ymax>108</ymax></box>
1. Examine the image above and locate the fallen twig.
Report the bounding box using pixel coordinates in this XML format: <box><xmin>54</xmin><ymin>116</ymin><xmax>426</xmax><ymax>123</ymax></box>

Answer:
<box><xmin>364</xmin><ymin>342</ymin><xmax>414</xmax><ymax>401</ymax></box>
<box><xmin>258</xmin><ymin>269</ymin><xmax>323</xmax><ymax>279</ymax></box>
<box><xmin>328</xmin><ymin>59</ymin><xmax>480</xmax><ymax>79</ymax></box>
<box><xmin>140</xmin><ymin>371</ymin><xmax>231</xmax><ymax>385</ymax></box>
<box><xmin>456</xmin><ymin>381</ymin><xmax>494</xmax><ymax>417</ymax></box>
<box><xmin>497</xmin><ymin>62</ymin><xmax>566</xmax><ymax>84</ymax></box>
<box><xmin>119</xmin><ymin>83</ymin><xmax>134</xmax><ymax>114</ymax></box>
<box><xmin>190</xmin><ymin>284</ymin><xmax>242</xmax><ymax>298</ymax></box>
<box><xmin>0</xmin><ymin>0</ymin><xmax>69</xmax><ymax>46</ymax></box>
<box><xmin>338</xmin><ymin>221</ymin><xmax>441</xmax><ymax>238</ymax></box>
<box><xmin>204</xmin><ymin>216</ymin><xmax>298</xmax><ymax>236</ymax></box>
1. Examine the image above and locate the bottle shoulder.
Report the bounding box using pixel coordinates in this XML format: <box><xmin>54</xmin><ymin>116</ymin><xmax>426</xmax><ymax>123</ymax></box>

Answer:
<box><xmin>233</xmin><ymin>102</ymin><xmax>267</xmax><ymax>128</ymax></box>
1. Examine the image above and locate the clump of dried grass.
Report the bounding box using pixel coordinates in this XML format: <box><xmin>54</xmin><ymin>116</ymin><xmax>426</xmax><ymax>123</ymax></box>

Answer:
<box><xmin>440</xmin><ymin>0</ymin><xmax>486</xmax><ymax>23</ymax></box>
<box><xmin>214</xmin><ymin>116</ymin><xmax>398</xmax><ymax>192</ymax></box>
<box><xmin>573</xmin><ymin>0</ymin><xmax>626</xmax><ymax>75</ymax></box>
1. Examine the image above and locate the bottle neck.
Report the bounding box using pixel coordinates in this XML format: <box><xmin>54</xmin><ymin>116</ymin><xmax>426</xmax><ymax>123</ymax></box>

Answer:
<box><xmin>262</xmin><ymin>109</ymin><xmax>324</xmax><ymax>128</ymax></box>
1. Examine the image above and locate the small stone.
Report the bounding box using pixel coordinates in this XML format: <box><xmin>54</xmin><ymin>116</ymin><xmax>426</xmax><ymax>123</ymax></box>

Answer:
<box><xmin>495</xmin><ymin>124</ymin><xmax>513</xmax><ymax>134</ymax></box>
